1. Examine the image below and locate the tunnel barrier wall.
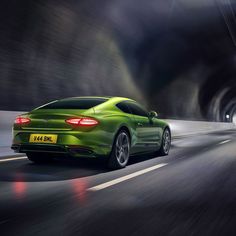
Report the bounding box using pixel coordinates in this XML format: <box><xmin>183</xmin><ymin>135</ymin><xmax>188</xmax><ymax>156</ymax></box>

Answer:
<box><xmin>0</xmin><ymin>111</ymin><xmax>235</xmax><ymax>148</ymax></box>
<box><xmin>166</xmin><ymin>119</ymin><xmax>235</xmax><ymax>138</ymax></box>
<box><xmin>0</xmin><ymin>111</ymin><xmax>23</xmax><ymax>147</ymax></box>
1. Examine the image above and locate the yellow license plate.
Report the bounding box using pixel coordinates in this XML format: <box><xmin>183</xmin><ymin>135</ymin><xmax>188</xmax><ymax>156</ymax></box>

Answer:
<box><xmin>29</xmin><ymin>134</ymin><xmax>58</xmax><ymax>144</ymax></box>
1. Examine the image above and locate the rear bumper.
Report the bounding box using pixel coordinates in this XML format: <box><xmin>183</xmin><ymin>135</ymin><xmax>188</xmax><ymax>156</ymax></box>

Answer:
<box><xmin>12</xmin><ymin>129</ymin><xmax>113</xmax><ymax>157</ymax></box>
<box><xmin>11</xmin><ymin>144</ymin><xmax>98</xmax><ymax>158</ymax></box>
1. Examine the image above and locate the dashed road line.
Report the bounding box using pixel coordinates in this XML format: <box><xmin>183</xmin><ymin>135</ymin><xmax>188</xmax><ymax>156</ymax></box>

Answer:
<box><xmin>0</xmin><ymin>156</ymin><xmax>27</xmax><ymax>163</ymax></box>
<box><xmin>88</xmin><ymin>163</ymin><xmax>168</xmax><ymax>191</ymax></box>
<box><xmin>218</xmin><ymin>140</ymin><xmax>231</xmax><ymax>145</ymax></box>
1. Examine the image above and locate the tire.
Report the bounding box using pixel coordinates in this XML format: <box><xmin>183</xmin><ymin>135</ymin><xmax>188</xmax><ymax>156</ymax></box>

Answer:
<box><xmin>108</xmin><ymin>130</ymin><xmax>130</xmax><ymax>169</ymax></box>
<box><xmin>158</xmin><ymin>128</ymin><xmax>171</xmax><ymax>156</ymax></box>
<box><xmin>27</xmin><ymin>152</ymin><xmax>55</xmax><ymax>164</ymax></box>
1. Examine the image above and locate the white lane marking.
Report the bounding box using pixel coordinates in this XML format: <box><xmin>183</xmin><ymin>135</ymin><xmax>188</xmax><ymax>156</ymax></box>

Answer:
<box><xmin>88</xmin><ymin>163</ymin><xmax>168</xmax><ymax>191</ymax></box>
<box><xmin>0</xmin><ymin>156</ymin><xmax>27</xmax><ymax>163</ymax></box>
<box><xmin>219</xmin><ymin>140</ymin><xmax>231</xmax><ymax>145</ymax></box>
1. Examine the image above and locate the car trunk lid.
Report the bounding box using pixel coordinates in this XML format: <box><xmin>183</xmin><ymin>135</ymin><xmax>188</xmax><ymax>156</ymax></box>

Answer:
<box><xmin>21</xmin><ymin>109</ymin><xmax>89</xmax><ymax>131</ymax></box>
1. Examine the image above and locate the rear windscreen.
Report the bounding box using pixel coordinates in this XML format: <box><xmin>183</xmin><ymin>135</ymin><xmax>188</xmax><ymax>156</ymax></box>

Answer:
<box><xmin>38</xmin><ymin>98</ymin><xmax>108</xmax><ymax>109</ymax></box>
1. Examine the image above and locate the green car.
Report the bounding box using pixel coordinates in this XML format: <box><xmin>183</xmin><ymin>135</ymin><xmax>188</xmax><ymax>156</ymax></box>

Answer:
<box><xmin>11</xmin><ymin>97</ymin><xmax>171</xmax><ymax>169</ymax></box>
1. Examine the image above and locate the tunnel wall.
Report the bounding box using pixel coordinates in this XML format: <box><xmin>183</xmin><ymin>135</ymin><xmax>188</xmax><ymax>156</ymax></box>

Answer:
<box><xmin>1</xmin><ymin>1</ymin><xmax>236</xmax><ymax>121</ymax></box>
<box><xmin>0</xmin><ymin>0</ymin><xmax>146</xmax><ymax>112</ymax></box>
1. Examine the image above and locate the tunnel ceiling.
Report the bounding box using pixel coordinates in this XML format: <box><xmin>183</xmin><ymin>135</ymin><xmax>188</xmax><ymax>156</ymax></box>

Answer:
<box><xmin>0</xmin><ymin>0</ymin><xmax>236</xmax><ymax>122</ymax></box>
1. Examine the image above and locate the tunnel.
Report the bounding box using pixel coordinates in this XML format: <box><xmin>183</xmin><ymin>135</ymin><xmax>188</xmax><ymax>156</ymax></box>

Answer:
<box><xmin>0</xmin><ymin>0</ymin><xmax>236</xmax><ymax>122</ymax></box>
<box><xmin>2</xmin><ymin>1</ymin><xmax>236</xmax><ymax>235</ymax></box>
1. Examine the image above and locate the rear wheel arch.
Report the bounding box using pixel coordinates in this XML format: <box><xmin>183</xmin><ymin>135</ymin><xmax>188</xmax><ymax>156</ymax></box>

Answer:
<box><xmin>109</xmin><ymin>125</ymin><xmax>132</xmax><ymax>153</ymax></box>
<box><xmin>116</xmin><ymin>126</ymin><xmax>132</xmax><ymax>144</ymax></box>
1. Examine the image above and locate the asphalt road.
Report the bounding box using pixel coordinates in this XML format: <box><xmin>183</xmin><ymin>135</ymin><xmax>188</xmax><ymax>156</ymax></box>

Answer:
<box><xmin>0</xmin><ymin>130</ymin><xmax>236</xmax><ymax>236</ymax></box>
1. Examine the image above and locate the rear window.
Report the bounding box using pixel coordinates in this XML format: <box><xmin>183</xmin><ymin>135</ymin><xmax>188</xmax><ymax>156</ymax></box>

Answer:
<box><xmin>38</xmin><ymin>98</ymin><xmax>108</xmax><ymax>109</ymax></box>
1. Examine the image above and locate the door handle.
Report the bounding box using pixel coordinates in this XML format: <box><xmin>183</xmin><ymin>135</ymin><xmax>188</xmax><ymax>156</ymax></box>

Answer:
<box><xmin>137</xmin><ymin>122</ymin><xmax>143</xmax><ymax>127</ymax></box>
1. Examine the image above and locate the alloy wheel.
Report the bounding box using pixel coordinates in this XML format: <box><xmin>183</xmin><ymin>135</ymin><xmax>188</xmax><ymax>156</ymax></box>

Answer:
<box><xmin>163</xmin><ymin>129</ymin><xmax>171</xmax><ymax>154</ymax></box>
<box><xmin>115</xmin><ymin>132</ymin><xmax>130</xmax><ymax>165</ymax></box>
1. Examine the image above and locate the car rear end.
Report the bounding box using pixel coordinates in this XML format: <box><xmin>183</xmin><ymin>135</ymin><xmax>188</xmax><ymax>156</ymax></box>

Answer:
<box><xmin>11</xmin><ymin>97</ymin><xmax>112</xmax><ymax>158</ymax></box>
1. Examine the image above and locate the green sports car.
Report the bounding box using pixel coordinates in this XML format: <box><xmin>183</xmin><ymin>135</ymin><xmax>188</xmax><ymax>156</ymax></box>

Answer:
<box><xmin>11</xmin><ymin>97</ymin><xmax>171</xmax><ymax>169</ymax></box>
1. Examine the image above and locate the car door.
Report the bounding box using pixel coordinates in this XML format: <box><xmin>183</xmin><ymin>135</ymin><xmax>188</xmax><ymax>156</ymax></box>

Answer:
<box><xmin>126</xmin><ymin>102</ymin><xmax>159</xmax><ymax>151</ymax></box>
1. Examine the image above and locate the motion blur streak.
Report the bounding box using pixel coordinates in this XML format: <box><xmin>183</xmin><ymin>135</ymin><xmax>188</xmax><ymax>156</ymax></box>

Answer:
<box><xmin>1</xmin><ymin>0</ymin><xmax>236</xmax><ymax>121</ymax></box>
<box><xmin>0</xmin><ymin>0</ymin><xmax>145</xmax><ymax>111</ymax></box>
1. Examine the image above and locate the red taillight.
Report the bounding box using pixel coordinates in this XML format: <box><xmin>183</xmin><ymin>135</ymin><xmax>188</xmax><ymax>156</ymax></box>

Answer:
<box><xmin>66</xmin><ymin>118</ymin><xmax>99</xmax><ymax>127</ymax></box>
<box><xmin>66</xmin><ymin>118</ymin><xmax>81</xmax><ymax>125</ymax></box>
<box><xmin>79</xmin><ymin>118</ymin><xmax>99</xmax><ymax>126</ymax></box>
<box><xmin>14</xmin><ymin>117</ymin><xmax>31</xmax><ymax>125</ymax></box>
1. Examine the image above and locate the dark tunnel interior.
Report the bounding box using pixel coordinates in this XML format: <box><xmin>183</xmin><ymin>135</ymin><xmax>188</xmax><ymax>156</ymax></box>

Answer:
<box><xmin>1</xmin><ymin>0</ymin><xmax>236</xmax><ymax>122</ymax></box>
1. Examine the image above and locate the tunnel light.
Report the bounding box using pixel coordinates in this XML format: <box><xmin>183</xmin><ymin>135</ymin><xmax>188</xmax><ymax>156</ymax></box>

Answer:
<box><xmin>226</xmin><ymin>114</ymin><xmax>230</xmax><ymax>119</ymax></box>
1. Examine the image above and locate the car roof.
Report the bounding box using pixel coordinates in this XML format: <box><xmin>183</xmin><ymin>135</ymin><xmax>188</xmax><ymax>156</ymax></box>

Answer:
<box><xmin>54</xmin><ymin>96</ymin><xmax>138</xmax><ymax>110</ymax></box>
<box><xmin>59</xmin><ymin>96</ymin><xmax>135</xmax><ymax>102</ymax></box>
<box><xmin>59</xmin><ymin>96</ymin><xmax>111</xmax><ymax>100</ymax></box>
<box><xmin>34</xmin><ymin>96</ymin><xmax>140</xmax><ymax>111</ymax></box>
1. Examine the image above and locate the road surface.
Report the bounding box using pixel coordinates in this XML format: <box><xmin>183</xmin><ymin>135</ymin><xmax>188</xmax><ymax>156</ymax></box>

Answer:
<box><xmin>0</xmin><ymin>130</ymin><xmax>236</xmax><ymax>235</ymax></box>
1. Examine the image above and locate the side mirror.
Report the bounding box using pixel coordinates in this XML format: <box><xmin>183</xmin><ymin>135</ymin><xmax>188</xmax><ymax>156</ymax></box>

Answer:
<box><xmin>148</xmin><ymin>111</ymin><xmax>158</xmax><ymax>118</ymax></box>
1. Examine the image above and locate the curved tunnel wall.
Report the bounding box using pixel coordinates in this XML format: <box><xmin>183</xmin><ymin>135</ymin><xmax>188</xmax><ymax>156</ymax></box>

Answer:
<box><xmin>0</xmin><ymin>0</ymin><xmax>236</xmax><ymax>121</ymax></box>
